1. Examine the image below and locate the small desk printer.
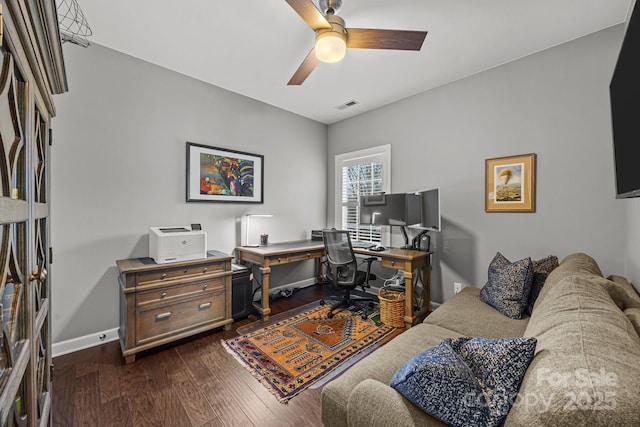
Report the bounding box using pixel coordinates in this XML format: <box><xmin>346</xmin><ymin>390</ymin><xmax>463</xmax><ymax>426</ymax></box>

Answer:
<box><xmin>149</xmin><ymin>226</ymin><xmax>207</xmax><ymax>264</ymax></box>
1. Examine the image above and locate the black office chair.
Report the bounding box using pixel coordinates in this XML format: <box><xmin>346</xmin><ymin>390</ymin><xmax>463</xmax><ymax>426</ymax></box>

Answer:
<box><xmin>320</xmin><ymin>229</ymin><xmax>376</xmax><ymax>319</ymax></box>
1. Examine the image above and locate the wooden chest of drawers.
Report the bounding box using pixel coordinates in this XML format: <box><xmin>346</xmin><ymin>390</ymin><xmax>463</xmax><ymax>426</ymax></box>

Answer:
<box><xmin>116</xmin><ymin>254</ymin><xmax>233</xmax><ymax>363</ymax></box>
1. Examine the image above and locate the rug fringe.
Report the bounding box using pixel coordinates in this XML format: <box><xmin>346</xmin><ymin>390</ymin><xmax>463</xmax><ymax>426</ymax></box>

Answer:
<box><xmin>221</xmin><ymin>339</ymin><xmax>291</xmax><ymax>403</ymax></box>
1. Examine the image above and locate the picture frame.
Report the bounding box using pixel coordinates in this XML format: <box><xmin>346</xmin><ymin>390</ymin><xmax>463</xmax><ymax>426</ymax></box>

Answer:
<box><xmin>186</xmin><ymin>142</ymin><xmax>264</xmax><ymax>203</ymax></box>
<box><xmin>485</xmin><ymin>153</ymin><xmax>536</xmax><ymax>212</ymax></box>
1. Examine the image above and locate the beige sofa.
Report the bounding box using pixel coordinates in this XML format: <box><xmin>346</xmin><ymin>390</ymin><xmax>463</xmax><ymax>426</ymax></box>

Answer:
<box><xmin>321</xmin><ymin>253</ymin><xmax>640</xmax><ymax>426</ymax></box>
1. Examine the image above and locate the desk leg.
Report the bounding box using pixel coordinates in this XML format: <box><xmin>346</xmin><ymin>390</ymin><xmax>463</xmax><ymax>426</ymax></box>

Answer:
<box><xmin>260</xmin><ymin>266</ymin><xmax>271</xmax><ymax>320</ymax></box>
<box><xmin>424</xmin><ymin>262</ymin><xmax>432</xmax><ymax>313</ymax></box>
<box><xmin>251</xmin><ymin>265</ymin><xmax>272</xmax><ymax>321</ymax></box>
<box><xmin>402</xmin><ymin>269</ymin><xmax>414</xmax><ymax>329</ymax></box>
<box><xmin>316</xmin><ymin>257</ymin><xmax>323</xmax><ymax>284</ymax></box>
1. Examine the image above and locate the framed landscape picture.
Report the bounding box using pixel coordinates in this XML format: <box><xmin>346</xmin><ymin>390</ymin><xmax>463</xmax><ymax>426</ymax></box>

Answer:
<box><xmin>485</xmin><ymin>153</ymin><xmax>536</xmax><ymax>212</ymax></box>
<box><xmin>186</xmin><ymin>142</ymin><xmax>264</xmax><ymax>203</ymax></box>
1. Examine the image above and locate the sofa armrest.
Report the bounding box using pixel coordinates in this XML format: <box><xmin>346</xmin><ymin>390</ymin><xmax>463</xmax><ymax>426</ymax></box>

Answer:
<box><xmin>346</xmin><ymin>379</ymin><xmax>446</xmax><ymax>427</ymax></box>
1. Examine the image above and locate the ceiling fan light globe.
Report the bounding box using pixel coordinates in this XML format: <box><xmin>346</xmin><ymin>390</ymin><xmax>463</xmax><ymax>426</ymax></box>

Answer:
<box><xmin>315</xmin><ymin>32</ymin><xmax>346</xmax><ymax>63</ymax></box>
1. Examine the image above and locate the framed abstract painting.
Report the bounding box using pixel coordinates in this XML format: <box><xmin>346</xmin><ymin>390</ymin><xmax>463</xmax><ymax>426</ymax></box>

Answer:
<box><xmin>186</xmin><ymin>142</ymin><xmax>264</xmax><ymax>203</ymax></box>
<box><xmin>485</xmin><ymin>153</ymin><xmax>536</xmax><ymax>212</ymax></box>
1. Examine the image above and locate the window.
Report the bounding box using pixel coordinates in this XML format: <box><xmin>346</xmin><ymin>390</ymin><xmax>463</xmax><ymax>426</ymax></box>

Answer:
<box><xmin>335</xmin><ymin>145</ymin><xmax>391</xmax><ymax>244</ymax></box>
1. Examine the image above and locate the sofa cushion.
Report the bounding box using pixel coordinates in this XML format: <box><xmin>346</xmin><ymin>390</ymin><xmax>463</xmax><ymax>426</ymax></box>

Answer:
<box><xmin>506</xmin><ymin>266</ymin><xmax>640</xmax><ymax>426</ymax></box>
<box><xmin>624</xmin><ymin>308</ymin><xmax>640</xmax><ymax>337</ymax></box>
<box><xmin>526</xmin><ymin>255</ymin><xmax>558</xmax><ymax>314</ymax></box>
<box><xmin>322</xmin><ymin>323</ymin><xmax>461</xmax><ymax>427</ymax></box>
<box><xmin>347</xmin><ymin>379</ymin><xmax>447</xmax><ymax>427</ymax></box>
<box><xmin>603</xmin><ymin>274</ymin><xmax>640</xmax><ymax>309</ymax></box>
<box><xmin>390</xmin><ymin>337</ymin><xmax>536</xmax><ymax>427</ymax></box>
<box><xmin>425</xmin><ymin>287</ymin><xmax>529</xmax><ymax>339</ymax></box>
<box><xmin>603</xmin><ymin>275</ymin><xmax>640</xmax><ymax>346</ymax></box>
<box><xmin>606</xmin><ymin>274</ymin><xmax>639</xmax><ymax>297</ymax></box>
<box><xmin>479</xmin><ymin>253</ymin><xmax>534</xmax><ymax>319</ymax></box>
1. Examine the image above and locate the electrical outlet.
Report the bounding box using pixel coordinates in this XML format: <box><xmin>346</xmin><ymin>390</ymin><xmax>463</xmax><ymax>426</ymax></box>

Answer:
<box><xmin>454</xmin><ymin>282</ymin><xmax>462</xmax><ymax>294</ymax></box>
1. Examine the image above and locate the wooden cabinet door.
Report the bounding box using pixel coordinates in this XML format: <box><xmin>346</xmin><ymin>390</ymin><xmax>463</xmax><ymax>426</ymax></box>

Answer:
<box><xmin>0</xmin><ymin>47</ymin><xmax>33</xmax><ymax>426</ymax></box>
<box><xmin>0</xmin><ymin>42</ymin><xmax>53</xmax><ymax>427</ymax></box>
<box><xmin>31</xmin><ymin>99</ymin><xmax>52</xmax><ymax>426</ymax></box>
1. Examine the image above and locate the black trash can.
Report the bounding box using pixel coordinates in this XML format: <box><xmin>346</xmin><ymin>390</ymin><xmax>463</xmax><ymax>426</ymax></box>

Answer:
<box><xmin>232</xmin><ymin>263</ymin><xmax>253</xmax><ymax>320</ymax></box>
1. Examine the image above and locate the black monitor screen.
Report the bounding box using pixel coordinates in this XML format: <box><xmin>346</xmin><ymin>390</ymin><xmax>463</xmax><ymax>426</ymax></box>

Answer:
<box><xmin>359</xmin><ymin>193</ymin><xmax>421</xmax><ymax>226</ymax></box>
<box><xmin>410</xmin><ymin>188</ymin><xmax>441</xmax><ymax>231</ymax></box>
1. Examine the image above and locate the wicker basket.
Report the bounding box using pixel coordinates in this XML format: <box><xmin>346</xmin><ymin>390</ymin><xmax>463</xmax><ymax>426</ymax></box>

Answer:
<box><xmin>378</xmin><ymin>287</ymin><xmax>406</xmax><ymax>328</ymax></box>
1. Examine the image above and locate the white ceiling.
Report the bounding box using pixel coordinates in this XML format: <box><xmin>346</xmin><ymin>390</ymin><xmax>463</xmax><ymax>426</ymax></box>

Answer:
<box><xmin>78</xmin><ymin>0</ymin><xmax>632</xmax><ymax>124</ymax></box>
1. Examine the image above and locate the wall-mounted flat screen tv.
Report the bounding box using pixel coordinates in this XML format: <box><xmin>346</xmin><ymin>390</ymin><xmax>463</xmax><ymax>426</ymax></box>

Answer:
<box><xmin>610</xmin><ymin>0</ymin><xmax>640</xmax><ymax>198</ymax></box>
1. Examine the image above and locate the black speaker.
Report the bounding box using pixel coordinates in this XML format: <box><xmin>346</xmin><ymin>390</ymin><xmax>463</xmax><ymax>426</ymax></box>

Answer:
<box><xmin>412</xmin><ymin>231</ymin><xmax>431</xmax><ymax>252</ymax></box>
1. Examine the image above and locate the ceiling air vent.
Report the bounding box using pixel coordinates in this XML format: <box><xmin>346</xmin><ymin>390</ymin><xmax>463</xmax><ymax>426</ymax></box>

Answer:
<box><xmin>335</xmin><ymin>100</ymin><xmax>359</xmax><ymax>110</ymax></box>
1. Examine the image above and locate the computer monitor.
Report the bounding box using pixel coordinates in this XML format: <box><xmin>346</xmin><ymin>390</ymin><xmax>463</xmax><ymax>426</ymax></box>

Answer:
<box><xmin>409</xmin><ymin>187</ymin><xmax>441</xmax><ymax>232</ymax></box>
<box><xmin>359</xmin><ymin>193</ymin><xmax>421</xmax><ymax>226</ymax></box>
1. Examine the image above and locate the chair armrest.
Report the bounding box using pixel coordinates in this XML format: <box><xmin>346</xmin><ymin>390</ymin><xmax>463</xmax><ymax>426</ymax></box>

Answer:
<box><xmin>346</xmin><ymin>379</ymin><xmax>446</xmax><ymax>427</ymax></box>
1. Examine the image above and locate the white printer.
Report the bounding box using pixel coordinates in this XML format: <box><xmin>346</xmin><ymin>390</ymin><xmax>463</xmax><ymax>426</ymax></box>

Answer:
<box><xmin>149</xmin><ymin>226</ymin><xmax>207</xmax><ymax>264</ymax></box>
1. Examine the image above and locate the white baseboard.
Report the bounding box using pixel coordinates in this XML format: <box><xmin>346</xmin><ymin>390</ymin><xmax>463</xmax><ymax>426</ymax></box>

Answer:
<box><xmin>52</xmin><ymin>327</ymin><xmax>120</xmax><ymax>358</ymax></box>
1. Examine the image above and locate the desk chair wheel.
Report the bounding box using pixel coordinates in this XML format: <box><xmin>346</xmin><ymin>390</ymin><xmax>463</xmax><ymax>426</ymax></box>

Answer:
<box><xmin>320</xmin><ymin>299</ymin><xmax>326</xmax><ymax>306</ymax></box>
<box><xmin>327</xmin><ymin>311</ymin><xmax>334</xmax><ymax>319</ymax></box>
<box><xmin>361</xmin><ymin>312</ymin><xmax>368</xmax><ymax>320</ymax></box>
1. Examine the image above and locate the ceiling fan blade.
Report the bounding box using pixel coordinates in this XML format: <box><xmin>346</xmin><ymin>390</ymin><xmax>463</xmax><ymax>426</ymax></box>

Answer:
<box><xmin>288</xmin><ymin>48</ymin><xmax>320</xmax><ymax>85</ymax></box>
<box><xmin>346</xmin><ymin>29</ymin><xmax>427</xmax><ymax>50</ymax></box>
<box><xmin>285</xmin><ymin>0</ymin><xmax>332</xmax><ymax>30</ymax></box>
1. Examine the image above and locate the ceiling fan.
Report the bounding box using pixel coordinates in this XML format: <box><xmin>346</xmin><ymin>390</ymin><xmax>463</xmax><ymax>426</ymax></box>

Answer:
<box><xmin>285</xmin><ymin>0</ymin><xmax>428</xmax><ymax>85</ymax></box>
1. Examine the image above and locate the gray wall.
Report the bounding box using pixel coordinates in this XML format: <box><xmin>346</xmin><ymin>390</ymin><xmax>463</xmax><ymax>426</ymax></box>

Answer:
<box><xmin>327</xmin><ymin>25</ymin><xmax>629</xmax><ymax>302</ymax></box>
<box><xmin>51</xmin><ymin>44</ymin><xmax>327</xmax><ymax>344</ymax></box>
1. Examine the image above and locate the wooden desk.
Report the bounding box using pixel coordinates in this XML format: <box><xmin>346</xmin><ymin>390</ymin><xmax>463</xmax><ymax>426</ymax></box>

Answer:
<box><xmin>236</xmin><ymin>241</ymin><xmax>431</xmax><ymax>328</ymax></box>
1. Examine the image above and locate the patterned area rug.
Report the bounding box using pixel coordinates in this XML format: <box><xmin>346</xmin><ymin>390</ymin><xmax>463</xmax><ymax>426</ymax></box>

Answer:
<box><xmin>222</xmin><ymin>303</ymin><xmax>401</xmax><ymax>403</ymax></box>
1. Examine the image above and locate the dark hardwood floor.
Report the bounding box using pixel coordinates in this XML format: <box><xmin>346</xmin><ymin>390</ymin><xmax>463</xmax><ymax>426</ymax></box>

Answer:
<box><xmin>52</xmin><ymin>284</ymin><xmax>334</xmax><ymax>427</ymax></box>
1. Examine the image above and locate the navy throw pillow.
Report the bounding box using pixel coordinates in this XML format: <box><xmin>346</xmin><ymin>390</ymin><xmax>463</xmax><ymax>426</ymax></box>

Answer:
<box><xmin>526</xmin><ymin>255</ymin><xmax>559</xmax><ymax>314</ymax></box>
<box><xmin>389</xmin><ymin>339</ymin><xmax>489</xmax><ymax>426</ymax></box>
<box><xmin>390</xmin><ymin>336</ymin><xmax>537</xmax><ymax>427</ymax></box>
<box><xmin>480</xmin><ymin>252</ymin><xmax>534</xmax><ymax>319</ymax></box>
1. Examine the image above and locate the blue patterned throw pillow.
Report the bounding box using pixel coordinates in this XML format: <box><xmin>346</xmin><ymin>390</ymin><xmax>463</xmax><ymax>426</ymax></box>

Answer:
<box><xmin>480</xmin><ymin>252</ymin><xmax>534</xmax><ymax>319</ymax></box>
<box><xmin>389</xmin><ymin>339</ymin><xmax>489</xmax><ymax>426</ymax></box>
<box><xmin>526</xmin><ymin>255</ymin><xmax>559</xmax><ymax>314</ymax></box>
<box><xmin>390</xmin><ymin>336</ymin><xmax>537</xmax><ymax>427</ymax></box>
<box><xmin>453</xmin><ymin>337</ymin><xmax>537</xmax><ymax>424</ymax></box>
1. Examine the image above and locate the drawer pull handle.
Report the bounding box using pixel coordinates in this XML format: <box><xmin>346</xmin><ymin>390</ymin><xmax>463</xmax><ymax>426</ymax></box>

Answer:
<box><xmin>202</xmin><ymin>284</ymin><xmax>208</xmax><ymax>291</ymax></box>
<box><xmin>155</xmin><ymin>312</ymin><xmax>172</xmax><ymax>321</ymax></box>
<box><xmin>160</xmin><ymin>273</ymin><xmax>167</xmax><ymax>280</ymax></box>
<box><xmin>391</xmin><ymin>261</ymin><xmax>395</xmax><ymax>266</ymax></box>
<box><xmin>203</xmin><ymin>267</ymin><xmax>208</xmax><ymax>273</ymax></box>
<box><xmin>183</xmin><ymin>269</ymin><xmax>188</xmax><ymax>273</ymax></box>
<box><xmin>160</xmin><ymin>292</ymin><xmax>167</xmax><ymax>299</ymax></box>
<box><xmin>198</xmin><ymin>302</ymin><xmax>212</xmax><ymax>310</ymax></box>
<box><xmin>278</xmin><ymin>257</ymin><xmax>282</xmax><ymax>262</ymax></box>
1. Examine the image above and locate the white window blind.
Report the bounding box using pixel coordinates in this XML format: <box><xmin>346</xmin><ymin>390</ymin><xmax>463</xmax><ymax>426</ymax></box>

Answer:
<box><xmin>335</xmin><ymin>145</ymin><xmax>391</xmax><ymax>244</ymax></box>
